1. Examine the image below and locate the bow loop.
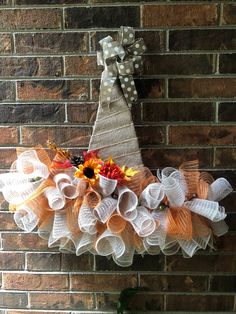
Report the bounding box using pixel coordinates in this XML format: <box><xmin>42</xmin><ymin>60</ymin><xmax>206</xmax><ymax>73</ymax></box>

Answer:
<box><xmin>127</xmin><ymin>38</ymin><xmax>146</xmax><ymax>56</ymax></box>
<box><xmin>119</xmin><ymin>26</ymin><xmax>135</xmax><ymax>46</ymax></box>
<box><xmin>117</xmin><ymin>60</ymin><xmax>134</xmax><ymax>76</ymax></box>
<box><xmin>97</xmin><ymin>26</ymin><xmax>146</xmax><ymax>109</ymax></box>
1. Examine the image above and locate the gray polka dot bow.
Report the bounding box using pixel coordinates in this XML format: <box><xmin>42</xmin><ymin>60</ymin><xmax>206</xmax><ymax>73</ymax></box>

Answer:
<box><xmin>97</xmin><ymin>26</ymin><xmax>146</xmax><ymax>109</ymax></box>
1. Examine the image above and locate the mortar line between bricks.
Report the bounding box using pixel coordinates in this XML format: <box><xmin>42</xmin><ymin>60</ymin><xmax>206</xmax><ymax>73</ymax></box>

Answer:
<box><xmin>2</xmin><ymin>121</ymin><xmax>236</xmax><ymax>126</ymax></box>
<box><xmin>219</xmin><ymin>3</ymin><xmax>224</xmax><ymax>26</ymax></box>
<box><xmin>27</xmin><ymin>291</ymin><xmax>30</xmax><ymax>309</ymax></box>
<box><xmin>12</xmin><ymin>32</ymin><xmax>16</xmax><ymax>55</ymax></box>
<box><xmin>64</xmin><ymin>102</ymin><xmax>68</xmax><ymax>123</ymax></box>
<box><xmin>18</xmin><ymin>126</ymin><xmax>22</xmax><ymax>145</ymax></box>
<box><xmin>165</xmin><ymin>30</ymin><xmax>169</xmax><ymax>52</ymax></box>
<box><xmin>1</xmin><ymin>25</ymin><xmax>236</xmax><ymax>33</ymax></box>
<box><xmin>93</xmin><ymin>292</ymin><xmax>98</xmax><ymax>310</ymax></box>
<box><xmin>215</xmin><ymin>102</ymin><xmax>219</xmax><ymax>123</ymax></box>
<box><xmin>1</xmin><ymin>51</ymin><xmax>236</xmax><ymax>57</ymax></box>
<box><xmin>0</xmin><ymin>2</ymin><xmax>230</xmax><ymax>9</ymax></box>
<box><xmin>140</xmin><ymin>4</ymin><xmax>143</xmax><ymax>28</ymax></box>
<box><xmin>1</xmin><ymin>98</ymin><xmax>235</xmax><ymax>104</ymax></box>
<box><xmin>166</xmin><ymin>125</ymin><xmax>169</xmax><ymax>145</ymax></box>
<box><xmin>14</xmin><ymin>291</ymin><xmax>236</xmax><ymax>296</ymax></box>
<box><xmin>62</xmin><ymin>7</ymin><xmax>65</xmax><ymax>31</ymax></box>
<box><xmin>1</xmin><ymin>26</ymin><xmax>236</xmax><ymax>37</ymax></box>
<box><xmin>62</xmin><ymin>55</ymin><xmax>66</xmax><ymax>78</ymax></box>
<box><xmin>213</xmin><ymin>147</ymin><xmax>217</xmax><ymax>168</ymax></box>
<box><xmin>165</xmin><ymin>78</ymin><xmax>169</xmax><ymax>99</ymax></box>
<box><xmin>1</xmin><ymin>281</ymin><xmax>236</xmax><ymax>295</ymax></box>
<box><xmin>88</xmin><ymin>31</ymin><xmax>92</xmax><ymax>54</ymax></box>
<box><xmin>2</xmin><ymin>269</ymin><xmax>236</xmax><ymax>276</ymax></box>
<box><xmin>207</xmin><ymin>274</ymin><xmax>212</xmax><ymax>292</ymax></box>
<box><xmin>2</xmin><ymin>74</ymin><xmax>236</xmax><ymax>80</ymax></box>
<box><xmin>215</xmin><ymin>54</ymin><xmax>220</xmax><ymax>74</ymax></box>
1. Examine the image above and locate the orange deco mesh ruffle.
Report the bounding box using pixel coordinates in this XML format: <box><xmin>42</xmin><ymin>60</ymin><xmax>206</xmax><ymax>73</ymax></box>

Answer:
<box><xmin>0</xmin><ymin>26</ymin><xmax>232</xmax><ymax>267</ymax></box>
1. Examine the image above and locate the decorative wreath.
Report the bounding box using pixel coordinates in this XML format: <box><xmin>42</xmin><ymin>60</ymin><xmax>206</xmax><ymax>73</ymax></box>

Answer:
<box><xmin>0</xmin><ymin>27</ymin><xmax>232</xmax><ymax>267</ymax></box>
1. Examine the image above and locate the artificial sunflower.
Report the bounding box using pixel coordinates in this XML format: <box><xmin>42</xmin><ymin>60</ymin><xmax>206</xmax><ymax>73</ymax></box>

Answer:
<box><xmin>74</xmin><ymin>158</ymin><xmax>102</xmax><ymax>185</ymax></box>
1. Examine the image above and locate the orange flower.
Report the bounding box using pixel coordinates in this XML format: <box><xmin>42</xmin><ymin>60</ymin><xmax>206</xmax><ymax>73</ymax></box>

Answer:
<box><xmin>100</xmin><ymin>157</ymin><xmax>139</xmax><ymax>184</ymax></box>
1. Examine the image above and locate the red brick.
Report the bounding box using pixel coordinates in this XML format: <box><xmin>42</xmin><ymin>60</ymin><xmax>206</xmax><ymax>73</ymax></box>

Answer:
<box><xmin>97</xmin><ymin>293</ymin><xmax>164</xmax><ymax>311</ymax></box>
<box><xmin>143</xmin><ymin>102</ymin><xmax>215</xmax><ymax>122</ymax></box>
<box><xmin>140</xmin><ymin>274</ymin><xmax>207</xmax><ymax>292</ymax></box>
<box><xmin>96</xmin><ymin>254</ymin><xmax>165</xmax><ymax>271</ymax></box>
<box><xmin>169</xmin><ymin>125</ymin><xmax>236</xmax><ymax>145</ymax></box>
<box><xmin>210</xmin><ymin>275</ymin><xmax>236</xmax><ymax>292</ymax></box>
<box><xmin>0</xmin><ymin>252</ymin><xmax>25</xmax><ymax>270</ymax></box>
<box><xmin>17</xmin><ymin>80</ymin><xmax>89</xmax><ymax>101</ymax></box>
<box><xmin>67</xmin><ymin>103</ymin><xmax>98</xmax><ymax>124</ymax></box>
<box><xmin>65</xmin><ymin>6</ymin><xmax>140</xmax><ymax>29</ymax></box>
<box><xmin>222</xmin><ymin>193</ymin><xmax>236</xmax><ymax>213</ymax></box>
<box><xmin>65</xmin><ymin>56</ymin><xmax>101</xmax><ymax>76</ymax></box>
<box><xmin>1</xmin><ymin>233</ymin><xmax>49</xmax><ymax>251</ymax></box>
<box><xmin>142</xmin><ymin>148</ymin><xmax>212</xmax><ymax>169</ymax></box>
<box><xmin>144</xmin><ymin>54</ymin><xmax>214</xmax><ymax>75</ymax></box>
<box><xmin>92</xmin><ymin>78</ymin><xmax>165</xmax><ymax>101</ymax></box>
<box><xmin>30</xmin><ymin>292</ymin><xmax>94</xmax><ymax>310</ymax></box>
<box><xmin>0</xmin><ymin>57</ymin><xmax>62</xmax><ymax>77</ymax></box>
<box><xmin>219</xmin><ymin>102</ymin><xmax>236</xmax><ymax>121</ymax></box>
<box><xmin>222</xmin><ymin>4</ymin><xmax>236</xmax><ymax>25</ymax></box>
<box><xmin>26</xmin><ymin>253</ymin><xmax>61</xmax><ymax>271</ymax></box>
<box><xmin>170</xmin><ymin>29</ymin><xmax>236</xmax><ymax>51</ymax></box>
<box><xmin>21</xmin><ymin>126</ymin><xmax>91</xmax><ymax>147</ymax></box>
<box><xmin>0</xmin><ymin>149</ymin><xmax>17</xmax><ymax>168</ymax></box>
<box><xmin>0</xmin><ymin>33</ymin><xmax>13</xmax><ymax>54</ymax></box>
<box><xmin>3</xmin><ymin>273</ymin><xmax>68</xmax><ymax>291</ymax></box>
<box><xmin>143</xmin><ymin>4</ymin><xmax>217</xmax><ymax>27</ymax></box>
<box><xmin>166</xmin><ymin>254</ymin><xmax>236</xmax><ymax>272</ymax></box>
<box><xmin>215</xmin><ymin>233</ymin><xmax>236</xmax><ymax>252</ymax></box>
<box><xmin>136</xmin><ymin>79</ymin><xmax>165</xmax><ymax>99</ymax></box>
<box><xmin>0</xmin><ymin>9</ymin><xmax>61</xmax><ymax>30</ymax></box>
<box><xmin>136</xmin><ymin>126</ymin><xmax>165</xmax><ymax>146</ymax></box>
<box><xmin>219</xmin><ymin>54</ymin><xmax>236</xmax><ymax>73</ymax></box>
<box><xmin>0</xmin><ymin>292</ymin><xmax>28</xmax><ymax>308</ymax></box>
<box><xmin>136</xmin><ymin>31</ymin><xmax>166</xmax><ymax>53</ymax></box>
<box><xmin>61</xmin><ymin>253</ymin><xmax>94</xmax><ymax>271</ymax></box>
<box><xmin>0</xmin><ymin>103</ymin><xmax>65</xmax><ymax>124</ymax></box>
<box><xmin>0</xmin><ymin>81</ymin><xmax>15</xmax><ymax>101</ymax></box>
<box><xmin>169</xmin><ymin>78</ymin><xmax>236</xmax><ymax>98</ymax></box>
<box><xmin>166</xmin><ymin>294</ymin><xmax>234</xmax><ymax>311</ymax></box>
<box><xmin>215</xmin><ymin>148</ymin><xmax>236</xmax><ymax>168</ymax></box>
<box><xmin>71</xmin><ymin>274</ymin><xmax>137</xmax><ymax>292</ymax></box>
<box><xmin>0</xmin><ymin>212</ymin><xmax>19</xmax><ymax>231</ymax></box>
<box><xmin>15</xmin><ymin>32</ymin><xmax>88</xmax><ymax>54</ymax></box>
<box><xmin>0</xmin><ymin>127</ymin><xmax>18</xmax><ymax>145</ymax></box>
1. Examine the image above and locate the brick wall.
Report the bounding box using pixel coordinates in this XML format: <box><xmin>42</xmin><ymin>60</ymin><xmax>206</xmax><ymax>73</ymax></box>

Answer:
<box><xmin>0</xmin><ymin>0</ymin><xmax>236</xmax><ymax>313</ymax></box>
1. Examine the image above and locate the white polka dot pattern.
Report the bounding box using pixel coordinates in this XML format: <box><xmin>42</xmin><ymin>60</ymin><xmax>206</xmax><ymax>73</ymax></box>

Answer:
<box><xmin>98</xmin><ymin>26</ymin><xmax>146</xmax><ymax>108</ymax></box>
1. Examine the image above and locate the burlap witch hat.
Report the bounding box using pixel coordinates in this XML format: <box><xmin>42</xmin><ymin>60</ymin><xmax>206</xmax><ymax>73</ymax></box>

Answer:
<box><xmin>88</xmin><ymin>26</ymin><xmax>146</xmax><ymax>167</ymax></box>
